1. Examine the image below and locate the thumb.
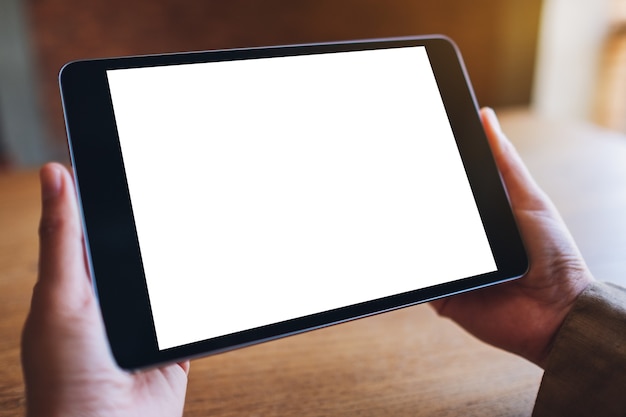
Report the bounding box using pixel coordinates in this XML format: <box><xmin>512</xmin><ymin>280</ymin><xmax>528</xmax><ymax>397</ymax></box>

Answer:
<box><xmin>23</xmin><ymin>162</ymin><xmax>112</xmax><ymax>369</ymax></box>
<box><xmin>34</xmin><ymin>162</ymin><xmax>92</xmax><ymax>312</ymax></box>
<box><xmin>480</xmin><ymin>108</ymin><xmax>552</xmax><ymax>213</ymax></box>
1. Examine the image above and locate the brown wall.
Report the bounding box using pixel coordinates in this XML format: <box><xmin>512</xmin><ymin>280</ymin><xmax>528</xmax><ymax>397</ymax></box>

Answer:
<box><xmin>26</xmin><ymin>0</ymin><xmax>542</xmax><ymax>149</ymax></box>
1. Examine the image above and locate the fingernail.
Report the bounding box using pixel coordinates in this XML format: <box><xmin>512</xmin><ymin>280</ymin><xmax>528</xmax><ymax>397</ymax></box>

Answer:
<box><xmin>484</xmin><ymin>107</ymin><xmax>503</xmax><ymax>133</ymax></box>
<box><xmin>40</xmin><ymin>164</ymin><xmax>62</xmax><ymax>201</ymax></box>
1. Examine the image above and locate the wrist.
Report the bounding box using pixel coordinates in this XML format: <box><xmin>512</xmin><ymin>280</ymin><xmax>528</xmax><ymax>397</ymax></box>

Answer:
<box><xmin>533</xmin><ymin>275</ymin><xmax>594</xmax><ymax>367</ymax></box>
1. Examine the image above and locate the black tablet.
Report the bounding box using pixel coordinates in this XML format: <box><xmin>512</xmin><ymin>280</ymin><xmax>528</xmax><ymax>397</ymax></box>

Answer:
<box><xmin>60</xmin><ymin>35</ymin><xmax>527</xmax><ymax>370</ymax></box>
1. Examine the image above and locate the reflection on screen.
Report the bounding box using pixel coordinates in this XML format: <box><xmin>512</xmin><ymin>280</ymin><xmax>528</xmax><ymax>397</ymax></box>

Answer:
<box><xmin>106</xmin><ymin>46</ymin><xmax>496</xmax><ymax>350</ymax></box>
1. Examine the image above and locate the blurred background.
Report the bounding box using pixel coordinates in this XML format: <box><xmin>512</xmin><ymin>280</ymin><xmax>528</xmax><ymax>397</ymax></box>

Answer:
<box><xmin>0</xmin><ymin>0</ymin><xmax>626</xmax><ymax>168</ymax></box>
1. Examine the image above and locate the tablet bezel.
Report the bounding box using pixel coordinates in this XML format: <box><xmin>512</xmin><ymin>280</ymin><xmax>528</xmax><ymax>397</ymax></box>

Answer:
<box><xmin>59</xmin><ymin>36</ymin><xmax>528</xmax><ymax>370</ymax></box>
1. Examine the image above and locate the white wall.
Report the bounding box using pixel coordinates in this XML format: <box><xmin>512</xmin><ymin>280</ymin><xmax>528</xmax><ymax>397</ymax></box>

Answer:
<box><xmin>532</xmin><ymin>0</ymin><xmax>612</xmax><ymax>121</ymax></box>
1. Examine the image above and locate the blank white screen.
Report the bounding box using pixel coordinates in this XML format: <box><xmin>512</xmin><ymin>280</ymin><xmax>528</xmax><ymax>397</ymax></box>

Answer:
<box><xmin>107</xmin><ymin>46</ymin><xmax>496</xmax><ymax>350</ymax></box>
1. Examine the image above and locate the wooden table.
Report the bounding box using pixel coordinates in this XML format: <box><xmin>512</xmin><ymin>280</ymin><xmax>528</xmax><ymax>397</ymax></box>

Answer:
<box><xmin>2</xmin><ymin>109</ymin><xmax>625</xmax><ymax>416</ymax></box>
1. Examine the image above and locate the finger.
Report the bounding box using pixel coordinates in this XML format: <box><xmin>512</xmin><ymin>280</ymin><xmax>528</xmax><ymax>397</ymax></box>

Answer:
<box><xmin>36</xmin><ymin>163</ymin><xmax>92</xmax><ymax>309</ymax></box>
<box><xmin>481</xmin><ymin>108</ymin><xmax>551</xmax><ymax>212</ymax></box>
<box><xmin>178</xmin><ymin>361</ymin><xmax>191</xmax><ymax>375</ymax></box>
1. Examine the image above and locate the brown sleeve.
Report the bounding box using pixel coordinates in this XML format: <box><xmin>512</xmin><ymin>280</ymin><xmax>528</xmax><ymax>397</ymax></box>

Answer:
<box><xmin>533</xmin><ymin>282</ymin><xmax>626</xmax><ymax>417</ymax></box>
